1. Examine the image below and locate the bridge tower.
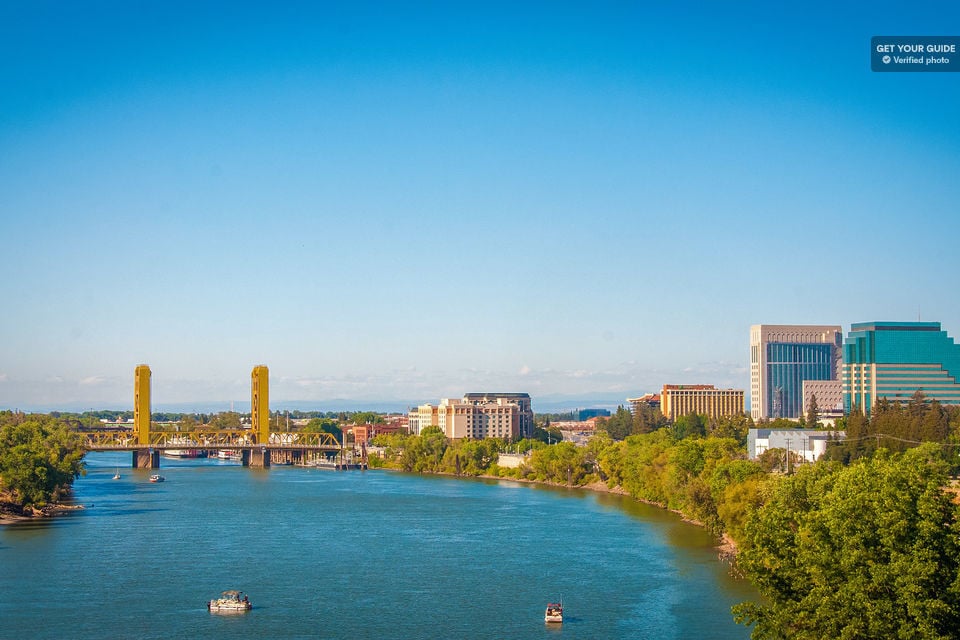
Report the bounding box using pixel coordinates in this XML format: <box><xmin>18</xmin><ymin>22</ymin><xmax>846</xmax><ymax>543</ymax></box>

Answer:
<box><xmin>248</xmin><ymin>365</ymin><xmax>271</xmax><ymax>468</ymax></box>
<box><xmin>133</xmin><ymin>364</ymin><xmax>159</xmax><ymax>468</ymax></box>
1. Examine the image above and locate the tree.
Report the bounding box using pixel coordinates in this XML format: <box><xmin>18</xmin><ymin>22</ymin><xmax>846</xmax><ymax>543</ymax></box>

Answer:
<box><xmin>598</xmin><ymin>406</ymin><xmax>633</xmax><ymax>440</ymax></box>
<box><xmin>526</xmin><ymin>442</ymin><xmax>590</xmax><ymax>485</ymax></box>
<box><xmin>209</xmin><ymin>412</ymin><xmax>241</xmax><ymax>430</ymax></box>
<box><xmin>734</xmin><ymin>445</ymin><xmax>960</xmax><ymax>639</ymax></box>
<box><xmin>303</xmin><ymin>418</ymin><xmax>343</xmax><ymax>442</ymax></box>
<box><xmin>633</xmin><ymin>404</ymin><xmax>666</xmax><ymax>435</ymax></box>
<box><xmin>0</xmin><ymin>412</ymin><xmax>86</xmax><ymax>508</ymax></box>
<box><xmin>351</xmin><ymin>411</ymin><xmax>385</xmax><ymax>425</ymax></box>
<box><xmin>806</xmin><ymin>394</ymin><xmax>820</xmax><ymax>429</ymax></box>
<box><xmin>672</xmin><ymin>413</ymin><xmax>707</xmax><ymax>440</ymax></box>
<box><xmin>709</xmin><ymin>414</ymin><xmax>753</xmax><ymax>445</ymax></box>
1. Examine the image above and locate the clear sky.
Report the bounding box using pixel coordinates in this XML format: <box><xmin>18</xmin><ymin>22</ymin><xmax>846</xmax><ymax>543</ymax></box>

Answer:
<box><xmin>2</xmin><ymin>1</ymin><xmax>959</xmax><ymax>411</ymax></box>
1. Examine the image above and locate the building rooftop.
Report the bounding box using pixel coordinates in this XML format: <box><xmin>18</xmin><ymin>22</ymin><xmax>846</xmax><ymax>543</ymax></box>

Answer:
<box><xmin>850</xmin><ymin>321</ymin><xmax>941</xmax><ymax>332</ymax></box>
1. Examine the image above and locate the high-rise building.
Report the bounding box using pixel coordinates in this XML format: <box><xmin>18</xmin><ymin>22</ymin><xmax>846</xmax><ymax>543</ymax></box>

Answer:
<box><xmin>842</xmin><ymin>321</ymin><xmax>960</xmax><ymax>415</ymax></box>
<box><xmin>659</xmin><ymin>384</ymin><xmax>744</xmax><ymax>421</ymax></box>
<box><xmin>750</xmin><ymin>324</ymin><xmax>842</xmax><ymax>420</ymax></box>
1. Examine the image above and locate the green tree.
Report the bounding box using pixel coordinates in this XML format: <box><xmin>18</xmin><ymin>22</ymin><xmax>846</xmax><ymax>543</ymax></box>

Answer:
<box><xmin>596</xmin><ymin>405</ymin><xmax>633</xmax><ymax>440</ymax></box>
<box><xmin>805</xmin><ymin>394</ymin><xmax>819</xmax><ymax>429</ymax></box>
<box><xmin>526</xmin><ymin>442</ymin><xmax>589</xmax><ymax>485</ymax></box>
<box><xmin>303</xmin><ymin>418</ymin><xmax>343</xmax><ymax>442</ymax></box>
<box><xmin>633</xmin><ymin>404</ymin><xmax>666</xmax><ymax>435</ymax></box>
<box><xmin>209</xmin><ymin>412</ymin><xmax>242</xmax><ymax>430</ymax></box>
<box><xmin>672</xmin><ymin>413</ymin><xmax>707</xmax><ymax>440</ymax></box>
<box><xmin>351</xmin><ymin>411</ymin><xmax>385</xmax><ymax>425</ymax></box>
<box><xmin>709</xmin><ymin>414</ymin><xmax>753</xmax><ymax>445</ymax></box>
<box><xmin>0</xmin><ymin>412</ymin><xmax>86</xmax><ymax>508</ymax></box>
<box><xmin>734</xmin><ymin>445</ymin><xmax>960</xmax><ymax>639</ymax></box>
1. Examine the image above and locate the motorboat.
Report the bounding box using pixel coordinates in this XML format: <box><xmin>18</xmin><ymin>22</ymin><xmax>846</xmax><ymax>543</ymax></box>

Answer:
<box><xmin>149</xmin><ymin>474</ymin><xmax>165</xmax><ymax>483</ymax></box>
<box><xmin>208</xmin><ymin>590</ymin><xmax>252</xmax><ymax>613</ymax></box>
<box><xmin>544</xmin><ymin>601</ymin><xmax>563</xmax><ymax>624</ymax></box>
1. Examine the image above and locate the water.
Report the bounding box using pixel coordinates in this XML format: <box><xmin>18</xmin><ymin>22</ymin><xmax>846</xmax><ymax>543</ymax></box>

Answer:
<box><xmin>0</xmin><ymin>452</ymin><xmax>756</xmax><ymax>639</ymax></box>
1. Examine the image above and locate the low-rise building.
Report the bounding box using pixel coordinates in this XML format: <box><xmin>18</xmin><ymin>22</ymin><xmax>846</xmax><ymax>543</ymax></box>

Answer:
<box><xmin>747</xmin><ymin>428</ymin><xmax>846</xmax><ymax>462</ymax></box>
<box><xmin>802</xmin><ymin>379</ymin><xmax>844</xmax><ymax>421</ymax></box>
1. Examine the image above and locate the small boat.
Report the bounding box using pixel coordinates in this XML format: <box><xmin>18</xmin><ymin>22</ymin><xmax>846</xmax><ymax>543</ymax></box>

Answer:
<box><xmin>149</xmin><ymin>474</ymin><xmax>165</xmax><ymax>483</ymax></box>
<box><xmin>208</xmin><ymin>590</ymin><xmax>252</xmax><ymax>613</ymax></box>
<box><xmin>112</xmin><ymin>469</ymin><xmax>121</xmax><ymax>480</ymax></box>
<box><xmin>544</xmin><ymin>601</ymin><xmax>563</xmax><ymax>624</ymax></box>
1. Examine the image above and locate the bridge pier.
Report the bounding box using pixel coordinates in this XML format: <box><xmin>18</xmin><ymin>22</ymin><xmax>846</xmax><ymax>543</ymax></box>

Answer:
<box><xmin>133</xmin><ymin>449</ymin><xmax>160</xmax><ymax>469</ymax></box>
<box><xmin>243</xmin><ymin>448</ymin><xmax>271</xmax><ymax>468</ymax></box>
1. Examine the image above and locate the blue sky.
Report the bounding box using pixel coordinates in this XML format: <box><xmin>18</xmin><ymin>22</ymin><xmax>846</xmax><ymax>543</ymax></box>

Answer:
<box><xmin>2</xmin><ymin>1</ymin><xmax>959</xmax><ymax>411</ymax></box>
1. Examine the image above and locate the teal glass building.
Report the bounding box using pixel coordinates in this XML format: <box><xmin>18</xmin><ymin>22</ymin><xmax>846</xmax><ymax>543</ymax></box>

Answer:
<box><xmin>842</xmin><ymin>321</ymin><xmax>960</xmax><ymax>414</ymax></box>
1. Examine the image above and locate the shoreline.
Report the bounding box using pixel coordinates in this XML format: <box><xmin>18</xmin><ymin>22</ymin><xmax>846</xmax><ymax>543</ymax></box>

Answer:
<box><xmin>0</xmin><ymin>500</ymin><xmax>84</xmax><ymax>525</ymax></box>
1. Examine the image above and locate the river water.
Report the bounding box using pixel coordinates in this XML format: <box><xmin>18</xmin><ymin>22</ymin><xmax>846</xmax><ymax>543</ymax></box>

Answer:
<box><xmin>0</xmin><ymin>452</ymin><xmax>756</xmax><ymax>639</ymax></box>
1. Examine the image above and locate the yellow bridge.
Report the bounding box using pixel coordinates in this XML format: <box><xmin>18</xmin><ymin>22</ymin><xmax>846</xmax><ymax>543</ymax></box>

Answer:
<box><xmin>84</xmin><ymin>364</ymin><xmax>345</xmax><ymax>468</ymax></box>
<box><xmin>83</xmin><ymin>428</ymin><xmax>342</xmax><ymax>468</ymax></box>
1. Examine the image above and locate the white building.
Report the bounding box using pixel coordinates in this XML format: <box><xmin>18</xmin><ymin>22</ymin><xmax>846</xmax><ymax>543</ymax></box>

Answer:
<box><xmin>747</xmin><ymin>428</ymin><xmax>845</xmax><ymax>463</ymax></box>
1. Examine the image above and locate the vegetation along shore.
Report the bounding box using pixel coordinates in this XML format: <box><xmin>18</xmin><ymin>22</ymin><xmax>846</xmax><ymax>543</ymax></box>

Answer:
<box><xmin>4</xmin><ymin>400</ymin><xmax>960</xmax><ymax>637</ymax></box>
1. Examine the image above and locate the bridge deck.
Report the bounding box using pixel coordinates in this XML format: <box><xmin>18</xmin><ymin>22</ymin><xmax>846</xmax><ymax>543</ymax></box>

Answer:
<box><xmin>83</xmin><ymin>429</ymin><xmax>342</xmax><ymax>451</ymax></box>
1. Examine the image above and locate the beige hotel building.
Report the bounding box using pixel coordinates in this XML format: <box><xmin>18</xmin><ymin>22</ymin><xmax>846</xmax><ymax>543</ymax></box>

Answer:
<box><xmin>409</xmin><ymin>393</ymin><xmax>533</xmax><ymax>440</ymax></box>
<box><xmin>660</xmin><ymin>384</ymin><xmax>745</xmax><ymax>421</ymax></box>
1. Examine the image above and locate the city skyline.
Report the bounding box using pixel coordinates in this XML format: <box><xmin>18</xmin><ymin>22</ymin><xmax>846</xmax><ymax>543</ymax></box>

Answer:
<box><xmin>2</xmin><ymin>2</ymin><xmax>959</xmax><ymax>411</ymax></box>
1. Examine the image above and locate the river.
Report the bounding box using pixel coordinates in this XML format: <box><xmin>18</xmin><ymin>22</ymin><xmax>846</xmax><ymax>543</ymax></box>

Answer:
<box><xmin>0</xmin><ymin>452</ymin><xmax>756</xmax><ymax>639</ymax></box>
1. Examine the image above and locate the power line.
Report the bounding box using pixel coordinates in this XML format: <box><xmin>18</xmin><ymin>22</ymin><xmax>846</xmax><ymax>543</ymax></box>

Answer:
<box><xmin>828</xmin><ymin>433</ymin><xmax>960</xmax><ymax>448</ymax></box>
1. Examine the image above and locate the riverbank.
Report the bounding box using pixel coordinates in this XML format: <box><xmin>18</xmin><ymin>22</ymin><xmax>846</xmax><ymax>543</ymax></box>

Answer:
<box><xmin>0</xmin><ymin>492</ymin><xmax>83</xmax><ymax>524</ymax></box>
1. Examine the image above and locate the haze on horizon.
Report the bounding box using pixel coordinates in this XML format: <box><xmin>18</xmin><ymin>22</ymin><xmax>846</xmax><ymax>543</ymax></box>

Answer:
<box><xmin>2</xmin><ymin>2</ymin><xmax>959</xmax><ymax>413</ymax></box>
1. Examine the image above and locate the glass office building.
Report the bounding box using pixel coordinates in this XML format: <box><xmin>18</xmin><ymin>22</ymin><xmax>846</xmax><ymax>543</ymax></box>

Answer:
<box><xmin>750</xmin><ymin>325</ymin><xmax>842</xmax><ymax>420</ymax></box>
<box><xmin>765</xmin><ymin>343</ymin><xmax>836</xmax><ymax>418</ymax></box>
<box><xmin>843</xmin><ymin>321</ymin><xmax>960</xmax><ymax>415</ymax></box>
